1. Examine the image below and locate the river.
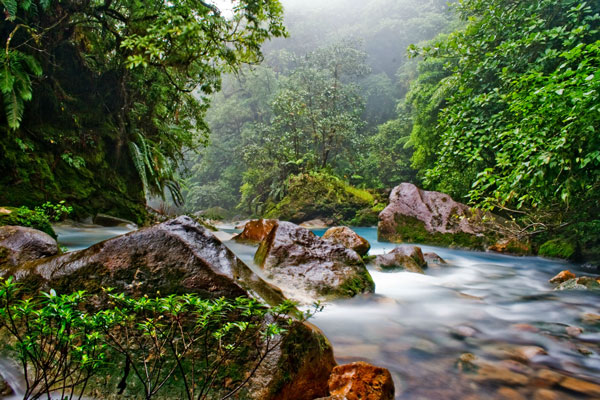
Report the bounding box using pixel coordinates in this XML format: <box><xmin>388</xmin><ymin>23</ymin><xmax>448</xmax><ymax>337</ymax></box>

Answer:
<box><xmin>3</xmin><ymin>223</ymin><xmax>599</xmax><ymax>399</ymax></box>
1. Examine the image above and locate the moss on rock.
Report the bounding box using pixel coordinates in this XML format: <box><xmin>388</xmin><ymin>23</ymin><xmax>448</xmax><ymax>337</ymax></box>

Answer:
<box><xmin>0</xmin><ymin>207</ymin><xmax>56</xmax><ymax>238</ymax></box>
<box><xmin>539</xmin><ymin>238</ymin><xmax>577</xmax><ymax>260</ymax></box>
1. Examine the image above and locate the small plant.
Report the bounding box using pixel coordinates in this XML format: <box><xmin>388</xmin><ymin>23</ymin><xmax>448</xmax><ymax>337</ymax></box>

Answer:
<box><xmin>35</xmin><ymin>200</ymin><xmax>73</xmax><ymax>222</ymax></box>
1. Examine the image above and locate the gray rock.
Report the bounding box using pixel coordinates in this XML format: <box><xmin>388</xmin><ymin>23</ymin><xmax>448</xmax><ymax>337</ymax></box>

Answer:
<box><xmin>0</xmin><ymin>225</ymin><xmax>58</xmax><ymax>270</ymax></box>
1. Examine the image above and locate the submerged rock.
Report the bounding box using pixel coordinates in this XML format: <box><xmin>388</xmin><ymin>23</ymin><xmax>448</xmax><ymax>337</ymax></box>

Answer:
<box><xmin>233</xmin><ymin>219</ymin><xmax>278</xmax><ymax>245</ymax></box>
<box><xmin>423</xmin><ymin>252</ymin><xmax>447</xmax><ymax>267</ymax></box>
<box><xmin>299</xmin><ymin>218</ymin><xmax>334</xmax><ymax>229</ymax></box>
<box><xmin>0</xmin><ymin>225</ymin><xmax>59</xmax><ymax>271</ymax></box>
<box><xmin>373</xmin><ymin>245</ymin><xmax>426</xmax><ymax>274</ymax></box>
<box><xmin>93</xmin><ymin>213</ymin><xmax>137</xmax><ymax>227</ymax></box>
<box><xmin>327</xmin><ymin>361</ymin><xmax>394</xmax><ymax>400</ymax></box>
<box><xmin>322</xmin><ymin>226</ymin><xmax>371</xmax><ymax>256</ymax></box>
<box><xmin>255</xmin><ymin>221</ymin><xmax>374</xmax><ymax>301</ymax></box>
<box><xmin>378</xmin><ymin>183</ymin><xmax>488</xmax><ymax>249</ymax></box>
<box><xmin>554</xmin><ymin>277</ymin><xmax>600</xmax><ymax>291</ymax></box>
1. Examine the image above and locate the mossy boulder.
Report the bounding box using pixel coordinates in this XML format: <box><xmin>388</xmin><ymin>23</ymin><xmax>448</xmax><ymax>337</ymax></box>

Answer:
<box><xmin>378</xmin><ymin>183</ymin><xmax>490</xmax><ymax>250</ymax></box>
<box><xmin>0</xmin><ymin>206</ymin><xmax>56</xmax><ymax>238</ymax></box>
<box><xmin>264</xmin><ymin>172</ymin><xmax>375</xmax><ymax>225</ymax></box>
<box><xmin>255</xmin><ymin>221</ymin><xmax>375</xmax><ymax>302</ymax></box>
<box><xmin>538</xmin><ymin>238</ymin><xmax>577</xmax><ymax>260</ymax></box>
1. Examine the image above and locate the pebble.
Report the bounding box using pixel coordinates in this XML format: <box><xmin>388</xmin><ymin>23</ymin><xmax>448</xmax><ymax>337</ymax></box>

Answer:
<box><xmin>559</xmin><ymin>376</ymin><xmax>600</xmax><ymax>396</ymax></box>
<box><xmin>565</xmin><ymin>326</ymin><xmax>583</xmax><ymax>337</ymax></box>
<box><xmin>533</xmin><ymin>389</ymin><xmax>561</xmax><ymax>400</ymax></box>
<box><xmin>496</xmin><ymin>387</ymin><xmax>526</xmax><ymax>400</ymax></box>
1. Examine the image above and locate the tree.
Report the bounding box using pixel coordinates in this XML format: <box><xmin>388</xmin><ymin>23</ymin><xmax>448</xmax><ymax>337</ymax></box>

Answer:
<box><xmin>408</xmin><ymin>0</ymin><xmax>600</xmax><ymax>240</ymax></box>
<box><xmin>0</xmin><ymin>0</ymin><xmax>285</xmax><ymax>220</ymax></box>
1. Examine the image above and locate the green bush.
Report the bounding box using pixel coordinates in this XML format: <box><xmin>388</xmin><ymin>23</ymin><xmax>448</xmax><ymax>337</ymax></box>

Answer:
<box><xmin>0</xmin><ymin>278</ymin><xmax>312</xmax><ymax>400</ymax></box>
<box><xmin>0</xmin><ymin>201</ymin><xmax>72</xmax><ymax>238</ymax></box>
<box><xmin>538</xmin><ymin>239</ymin><xmax>577</xmax><ymax>260</ymax></box>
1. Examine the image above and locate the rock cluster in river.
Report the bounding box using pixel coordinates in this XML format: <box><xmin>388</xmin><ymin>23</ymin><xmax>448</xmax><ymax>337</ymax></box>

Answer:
<box><xmin>549</xmin><ymin>270</ymin><xmax>600</xmax><ymax>291</ymax></box>
<box><xmin>255</xmin><ymin>221</ymin><xmax>375</xmax><ymax>301</ymax></box>
<box><xmin>3</xmin><ymin>217</ymin><xmax>339</xmax><ymax>400</ymax></box>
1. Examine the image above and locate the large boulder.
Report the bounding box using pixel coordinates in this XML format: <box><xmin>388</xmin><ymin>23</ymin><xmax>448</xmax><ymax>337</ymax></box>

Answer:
<box><xmin>0</xmin><ymin>226</ymin><xmax>59</xmax><ymax>271</ymax></box>
<box><xmin>378</xmin><ymin>183</ymin><xmax>488</xmax><ymax>249</ymax></box>
<box><xmin>322</xmin><ymin>227</ymin><xmax>371</xmax><ymax>256</ymax></box>
<box><xmin>373</xmin><ymin>245</ymin><xmax>426</xmax><ymax>274</ymax></box>
<box><xmin>233</xmin><ymin>219</ymin><xmax>278</xmax><ymax>245</ymax></box>
<box><xmin>326</xmin><ymin>361</ymin><xmax>394</xmax><ymax>400</ymax></box>
<box><xmin>5</xmin><ymin>216</ymin><xmax>336</xmax><ymax>400</ymax></box>
<box><xmin>6</xmin><ymin>216</ymin><xmax>285</xmax><ymax>307</ymax></box>
<box><xmin>255</xmin><ymin>221</ymin><xmax>375</xmax><ymax>301</ymax></box>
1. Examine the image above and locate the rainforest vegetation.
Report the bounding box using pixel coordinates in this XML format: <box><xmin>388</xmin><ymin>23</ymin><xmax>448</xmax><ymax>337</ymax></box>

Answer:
<box><xmin>1</xmin><ymin>0</ymin><xmax>599</xmax><ymax>252</ymax></box>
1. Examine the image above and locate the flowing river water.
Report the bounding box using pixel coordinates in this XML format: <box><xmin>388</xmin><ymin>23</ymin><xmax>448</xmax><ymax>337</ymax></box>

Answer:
<box><xmin>2</xmin><ymin>224</ymin><xmax>599</xmax><ymax>399</ymax></box>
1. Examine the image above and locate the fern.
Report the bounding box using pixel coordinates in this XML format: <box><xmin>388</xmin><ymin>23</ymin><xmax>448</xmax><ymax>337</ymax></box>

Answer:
<box><xmin>129</xmin><ymin>140</ymin><xmax>150</xmax><ymax>196</ymax></box>
<box><xmin>4</xmin><ymin>89</ymin><xmax>24</xmax><ymax>130</ymax></box>
<box><xmin>1</xmin><ymin>0</ymin><xmax>17</xmax><ymax>20</ymax></box>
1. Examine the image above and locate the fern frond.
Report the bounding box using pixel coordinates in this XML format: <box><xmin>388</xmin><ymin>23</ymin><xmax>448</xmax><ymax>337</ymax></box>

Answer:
<box><xmin>19</xmin><ymin>53</ymin><xmax>42</xmax><ymax>77</ymax></box>
<box><xmin>0</xmin><ymin>64</ymin><xmax>15</xmax><ymax>94</ymax></box>
<box><xmin>129</xmin><ymin>141</ymin><xmax>149</xmax><ymax>196</ymax></box>
<box><xmin>4</xmin><ymin>89</ymin><xmax>24</xmax><ymax>130</ymax></box>
<box><xmin>1</xmin><ymin>0</ymin><xmax>17</xmax><ymax>20</ymax></box>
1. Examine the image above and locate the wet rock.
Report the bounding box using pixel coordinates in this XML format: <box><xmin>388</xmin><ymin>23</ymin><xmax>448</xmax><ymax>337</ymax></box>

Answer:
<box><xmin>510</xmin><ymin>323</ymin><xmax>539</xmax><ymax>333</ymax></box>
<box><xmin>249</xmin><ymin>322</ymin><xmax>336</xmax><ymax>400</ymax></box>
<box><xmin>549</xmin><ymin>270</ymin><xmax>576</xmax><ymax>284</ymax></box>
<box><xmin>555</xmin><ymin>277</ymin><xmax>600</xmax><ymax>291</ymax></box>
<box><xmin>559</xmin><ymin>377</ymin><xmax>600</xmax><ymax>397</ymax></box>
<box><xmin>322</xmin><ymin>226</ymin><xmax>371</xmax><ymax>256</ymax></box>
<box><xmin>299</xmin><ymin>218</ymin><xmax>334</xmax><ymax>229</ymax></box>
<box><xmin>451</xmin><ymin>325</ymin><xmax>478</xmax><ymax>339</ymax></box>
<box><xmin>93</xmin><ymin>213</ymin><xmax>137</xmax><ymax>227</ymax></box>
<box><xmin>0</xmin><ymin>375</ymin><xmax>13</xmax><ymax>397</ymax></box>
<box><xmin>582</xmin><ymin>313</ymin><xmax>600</xmax><ymax>324</ymax></box>
<box><xmin>233</xmin><ymin>219</ymin><xmax>278</xmax><ymax>245</ymax></box>
<box><xmin>488</xmin><ymin>238</ymin><xmax>531</xmax><ymax>255</ymax></box>
<box><xmin>532</xmin><ymin>369</ymin><xmax>565</xmax><ymax>388</ymax></box>
<box><xmin>378</xmin><ymin>183</ymin><xmax>489</xmax><ymax>249</ymax></box>
<box><xmin>496</xmin><ymin>387</ymin><xmax>526</xmax><ymax>400</ymax></box>
<box><xmin>373</xmin><ymin>245</ymin><xmax>426</xmax><ymax>273</ymax></box>
<box><xmin>471</xmin><ymin>362</ymin><xmax>529</xmax><ymax>386</ymax></box>
<box><xmin>255</xmin><ymin>221</ymin><xmax>374</xmax><ymax>301</ymax></box>
<box><xmin>503</xmin><ymin>346</ymin><xmax>547</xmax><ymax>363</ymax></box>
<box><xmin>533</xmin><ymin>389</ymin><xmax>561</xmax><ymax>400</ymax></box>
<box><xmin>8</xmin><ymin>216</ymin><xmax>286</xmax><ymax>307</ymax></box>
<box><xmin>328</xmin><ymin>361</ymin><xmax>394</xmax><ymax>400</ymax></box>
<box><xmin>565</xmin><ymin>326</ymin><xmax>583</xmax><ymax>337</ymax></box>
<box><xmin>423</xmin><ymin>252</ymin><xmax>446</xmax><ymax>267</ymax></box>
<box><xmin>0</xmin><ymin>225</ymin><xmax>59</xmax><ymax>270</ymax></box>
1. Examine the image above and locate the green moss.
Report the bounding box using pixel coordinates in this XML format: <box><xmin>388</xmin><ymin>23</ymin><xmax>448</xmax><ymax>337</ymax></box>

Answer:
<box><xmin>338</xmin><ymin>271</ymin><xmax>375</xmax><ymax>297</ymax></box>
<box><xmin>380</xmin><ymin>214</ymin><xmax>488</xmax><ymax>250</ymax></box>
<box><xmin>0</xmin><ymin>207</ymin><xmax>56</xmax><ymax>238</ymax></box>
<box><xmin>264</xmin><ymin>172</ymin><xmax>374</xmax><ymax>224</ymax></box>
<box><xmin>539</xmin><ymin>238</ymin><xmax>576</xmax><ymax>260</ymax></box>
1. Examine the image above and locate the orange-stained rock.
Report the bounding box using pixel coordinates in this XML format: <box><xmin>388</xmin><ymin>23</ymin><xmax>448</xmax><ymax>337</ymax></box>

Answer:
<box><xmin>328</xmin><ymin>361</ymin><xmax>394</xmax><ymax>400</ymax></box>
<box><xmin>559</xmin><ymin>377</ymin><xmax>600</xmax><ymax>397</ymax></box>
<box><xmin>233</xmin><ymin>219</ymin><xmax>278</xmax><ymax>244</ymax></box>
<box><xmin>322</xmin><ymin>226</ymin><xmax>371</xmax><ymax>256</ymax></box>
<box><xmin>533</xmin><ymin>389</ymin><xmax>561</xmax><ymax>400</ymax></box>
<box><xmin>488</xmin><ymin>238</ymin><xmax>531</xmax><ymax>255</ymax></box>
<box><xmin>549</xmin><ymin>270</ymin><xmax>575</xmax><ymax>284</ymax></box>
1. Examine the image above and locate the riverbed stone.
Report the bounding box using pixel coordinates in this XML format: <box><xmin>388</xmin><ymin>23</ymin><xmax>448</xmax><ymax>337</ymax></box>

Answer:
<box><xmin>373</xmin><ymin>245</ymin><xmax>426</xmax><ymax>273</ymax></box>
<box><xmin>233</xmin><ymin>219</ymin><xmax>278</xmax><ymax>244</ymax></box>
<box><xmin>533</xmin><ymin>389</ymin><xmax>561</xmax><ymax>400</ymax></box>
<box><xmin>0</xmin><ymin>225</ymin><xmax>59</xmax><ymax>270</ymax></box>
<box><xmin>559</xmin><ymin>376</ymin><xmax>600</xmax><ymax>397</ymax></box>
<box><xmin>377</xmin><ymin>183</ymin><xmax>489</xmax><ymax>249</ymax></box>
<box><xmin>327</xmin><ymin>361</ymin><xmax>394</xmax><ymax>400</ymax></box>
<box><xmin>255</xmin><ymin>221</ymin><xmax>374</xmax><ymax>301</ymax></box>
<box><xmin>322</xmin><ymin>226</ymin><xmax>371</xmax><ymax>256</ymax></box>
<box><xmin>555</xmin><ymin>277</ymin><xmax>600</xmax><ymax>291</ymax></box>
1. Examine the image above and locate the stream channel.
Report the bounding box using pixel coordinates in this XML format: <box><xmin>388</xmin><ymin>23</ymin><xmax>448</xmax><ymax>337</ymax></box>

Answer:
<box><xmin>3</xmin><ymin>223</ymin><xmax>600</xmax><ymax>399</ymax></box>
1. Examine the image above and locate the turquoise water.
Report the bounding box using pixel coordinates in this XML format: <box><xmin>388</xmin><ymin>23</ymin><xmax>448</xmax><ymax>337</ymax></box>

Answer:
<box><xmin>39</xmin><ymin>225</ymin><xmax>600</xmax><ymax>399</ymax></box>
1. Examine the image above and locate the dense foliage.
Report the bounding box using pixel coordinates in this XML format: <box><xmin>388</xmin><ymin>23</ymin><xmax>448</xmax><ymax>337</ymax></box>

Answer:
<box><xmin>181</xmin><ymin>0</ymin><xmax>454</xmax><ymax>215</ymax></box>
<box><xmin>0</xmin><ymin>277</ymin><xmax>304</xmax><ymax>399</ymax></box>
<box><xmin>0</xmin><ymin>0</ymin><xmax>285</xmax><ymax>222</ymax></box>
<box><xmin>401</xmin><ymin>0</ymin><xmax>600</xmax><ymax>253</ymax></box>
